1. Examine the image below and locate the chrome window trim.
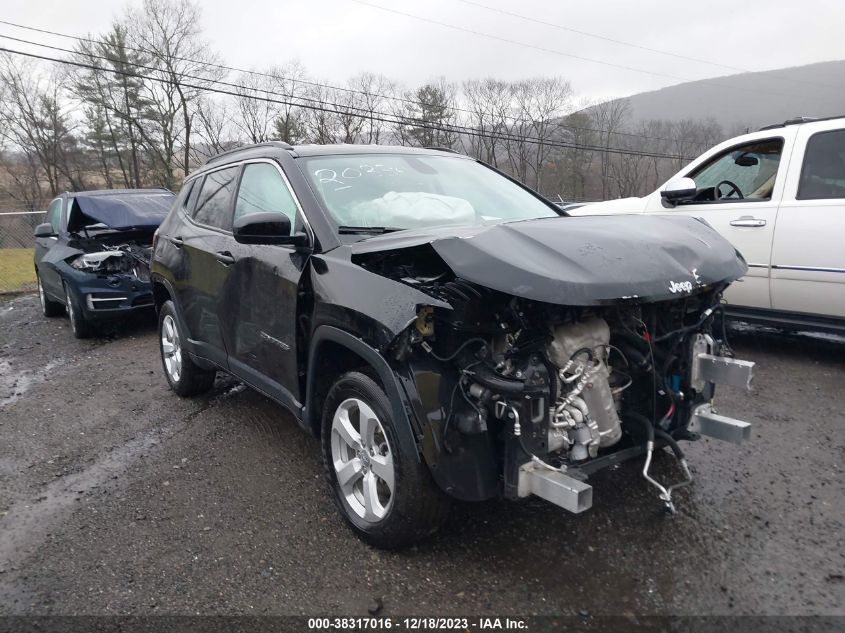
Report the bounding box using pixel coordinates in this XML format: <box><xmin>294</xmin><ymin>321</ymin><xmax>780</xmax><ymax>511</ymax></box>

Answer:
<box><xmin>182</xmin><ymin>158</ymin><xmax>314</xmax><ymax>245</ymax></box>
<box><xmin>771</xmin><ymin>264</ymin><xmax>845</xmax><ymax>274</ymax></box>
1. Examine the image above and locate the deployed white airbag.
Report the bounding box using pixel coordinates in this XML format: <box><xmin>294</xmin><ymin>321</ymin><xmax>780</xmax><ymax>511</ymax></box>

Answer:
<box><xmin>347</xmin><ymin>191</ymin><xmax>475</xmax><ymax>228</ymax></box>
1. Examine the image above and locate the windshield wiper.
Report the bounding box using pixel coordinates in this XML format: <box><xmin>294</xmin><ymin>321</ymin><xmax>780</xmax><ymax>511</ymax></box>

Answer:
<box><xmin>337</xmin><ymin>225</ymin><xmax>402</xmax><ymax>235</ymax></box>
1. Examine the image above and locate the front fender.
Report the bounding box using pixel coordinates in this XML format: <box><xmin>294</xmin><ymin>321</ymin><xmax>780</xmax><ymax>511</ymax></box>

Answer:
<box><xmin>305</xmin><ymin>325</ymin><xmax>421</xmax><ymax>463</ymax></box>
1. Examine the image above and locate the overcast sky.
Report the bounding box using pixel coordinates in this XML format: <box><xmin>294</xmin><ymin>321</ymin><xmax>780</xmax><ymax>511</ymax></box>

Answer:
<box><xmin>4</xmin><ymin>0</ymin><xmax>844</xmax><ymax>101</ymax></box>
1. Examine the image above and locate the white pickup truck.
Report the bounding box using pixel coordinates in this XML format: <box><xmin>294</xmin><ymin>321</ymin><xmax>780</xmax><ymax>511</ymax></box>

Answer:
<box><xmin>570</xmin><ymin>116</ymin><xmax>845</xmax><ymax>333</ymax></box>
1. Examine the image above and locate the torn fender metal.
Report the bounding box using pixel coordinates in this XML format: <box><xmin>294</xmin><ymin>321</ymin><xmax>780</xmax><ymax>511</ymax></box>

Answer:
<box><xmin>309</xmin><ymin>248</ymin><xmax>451</xmax><ymax>352</ymax></box>
<box><xmin>350</xmin><ymin>214</ymin><xmax>747</xmax><ymax>305</ymax></box>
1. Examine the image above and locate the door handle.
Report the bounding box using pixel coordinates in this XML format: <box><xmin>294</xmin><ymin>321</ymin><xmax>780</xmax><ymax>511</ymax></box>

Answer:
<box><xmin>169</xmin><ymin>236</ymin><xmax>184</xmax><ymax>247</ymax></box>
<box><xmin>215</xmin><ymin>251</ymin><xmax>235</xmax><ymax>266</ymax></box>
<box><xmin>729</xmin><ymin>217</ymin><xmax>766</xmax><ymax>228</ymax></box>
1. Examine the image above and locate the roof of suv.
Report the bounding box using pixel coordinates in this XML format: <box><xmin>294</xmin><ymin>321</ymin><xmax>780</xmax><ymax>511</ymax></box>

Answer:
<box><xmin>193</xmin><ymin>142</ymin><xmax>469</xmax><ymax>179</ymax></box>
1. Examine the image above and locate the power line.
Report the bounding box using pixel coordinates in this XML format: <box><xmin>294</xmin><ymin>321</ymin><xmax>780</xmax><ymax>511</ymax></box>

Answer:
<box><xmin>0</xmin><ymin>33</ymin><xmax>704</xmax><ymax>157</ymax></box>
<box><xmin>0</xmin><ymin>18</ymin><xmax>708</xmax><ymax>148</ymax></box>
<box><xmin>0</xmin><ymin>45</ymin><xmax>699</xmax><ymax>161</ymax></box>
<box><xmin>453</xmin><ymin>0</ymin><xmax>745</xmax><ymax>72</ymax></box>
<box><xmin>350</xmin><ymin>0</ymin><xmax>841</xmax><ymax>100</ymax></box>
<box><xmin>454</xmin><ymin>0</ymin><xmax>839</xmax><ymax>92</ymax></box>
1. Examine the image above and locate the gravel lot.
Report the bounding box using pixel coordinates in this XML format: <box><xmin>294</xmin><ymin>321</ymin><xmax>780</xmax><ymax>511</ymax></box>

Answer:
<box><xmin>0</xmin><ymin>293</ymin><xmax>843</xmax><ymax>617</ymax></box>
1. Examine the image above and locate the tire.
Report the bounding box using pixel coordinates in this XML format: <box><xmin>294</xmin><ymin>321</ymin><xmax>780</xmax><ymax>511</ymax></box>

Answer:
<box><xmin>37</xmin><ymin>272</ymin><xmax>64</xmax><ymax>317</ymax></box>
<box><xmin>158</xmin><ymin>299</ymin><xmax>216</xmax><ymax>397</ymax></box>
<box><xmin>64</xmin><ymin>281</ymin><xmax>94</xmax><ymax>339</ymax></box>
<box><xmin>322</xmin><ymin>371</ymin><xmax>450</xmax><ymax>548</ymax></box>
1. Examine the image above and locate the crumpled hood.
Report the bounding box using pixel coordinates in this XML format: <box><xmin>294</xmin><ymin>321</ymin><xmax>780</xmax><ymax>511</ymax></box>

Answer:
<box><xmin>351</xmin><ymin>215</ymin><xmax>747</xmax><ymax>305</ymax></box>
<box><xmin>68</xmin><ymin>191</ymin><xmax>174</xmax><ymax>231</ymax></box>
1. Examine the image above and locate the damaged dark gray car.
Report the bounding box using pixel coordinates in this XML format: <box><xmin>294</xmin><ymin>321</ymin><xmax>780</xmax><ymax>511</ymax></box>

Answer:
<box><xmin>151</xmin><ymin>143</ymin><xmax>754</xmax><ymax>548</ymax></box>
<box><xmin>34</xmin><ymin>189</ymin><xmax>174</xmax><ymax>338</ymax></box>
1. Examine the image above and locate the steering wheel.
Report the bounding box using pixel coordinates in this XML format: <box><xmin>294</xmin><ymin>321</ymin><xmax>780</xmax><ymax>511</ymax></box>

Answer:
<box><xmin>714</xmin><ymin>180</ymin><xmax>744</xmax><ymax>200</ymax></box>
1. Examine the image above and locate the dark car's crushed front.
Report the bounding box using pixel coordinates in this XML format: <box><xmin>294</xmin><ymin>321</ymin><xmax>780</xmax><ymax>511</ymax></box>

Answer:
<box><xmin>34</xmin><ymin>189</ymin><xmax>174</xmax><ymax>338</ymax></box>
<box><xmin>150</xmin><ymin>143</ymin><xmax>755</xmax><ymax>547</ymax></box>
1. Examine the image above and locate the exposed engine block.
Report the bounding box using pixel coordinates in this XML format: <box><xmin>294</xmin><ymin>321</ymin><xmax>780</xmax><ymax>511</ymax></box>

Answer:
<box><xmin>547</xmin><ymin>318</ymin><xmax>623</xmax><ymax>461</ymax></box>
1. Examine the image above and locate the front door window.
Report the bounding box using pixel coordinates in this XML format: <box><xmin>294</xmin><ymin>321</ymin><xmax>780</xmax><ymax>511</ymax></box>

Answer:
<box><xmin>685</xmin><ymin>139</ymin><xmax>784</xmax><ymax>203</ymax></box>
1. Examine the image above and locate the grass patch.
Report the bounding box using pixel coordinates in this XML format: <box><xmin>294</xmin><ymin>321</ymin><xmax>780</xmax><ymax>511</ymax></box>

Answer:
<box><xmin>0</xmin><ymin>248</ymin><xmax>36</xmax><ymax>293</ymax></box>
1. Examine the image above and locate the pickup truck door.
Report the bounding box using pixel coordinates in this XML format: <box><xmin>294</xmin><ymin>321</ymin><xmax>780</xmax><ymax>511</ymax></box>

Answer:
<box><xmin>644</xmin><ymin>135</ymin><xmax>793</xmax><ymax>310</ymax></box>
<box><xmin>770</xmin><ymin>126</ymin><xmax>845</xmax><ymax>319</ymax></box>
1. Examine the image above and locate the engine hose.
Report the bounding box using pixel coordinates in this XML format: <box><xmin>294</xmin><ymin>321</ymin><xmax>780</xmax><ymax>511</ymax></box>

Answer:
<box><xmin>654</xmin><ymin>428</ymin><xmax>685</xmax><ymax>460</ymax></box>
<box><xmin>427</xmin><ymin>336</ymin><xmax>487</xmax><ymax>362</ymax></box>
<box><xmin>624</xmin><ymin>411</ymin><xmax>654</xmax><ymax>444</ymax></box>
<box><xmin>471</xmin><ymin>363</ymin><xmax>547</xmax><ymax>395</ymax></box>
<box><xmin>617</xmin><ymin>342</ymin><xmax>649</xmax><ymax>370</ymax></box>
<box><xmin>654</xmin><ymin>304</ymin><xmax>725</xmax><ymax>343</ymax></box>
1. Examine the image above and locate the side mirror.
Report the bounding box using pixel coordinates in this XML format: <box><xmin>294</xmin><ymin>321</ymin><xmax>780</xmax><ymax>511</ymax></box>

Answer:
<box><xmin>660</xmin><ymin>177</ymin><xmax>698</xmax><ymax>203</ymax></box>
<box><xmin>233</xmin><ymin>212</ymin><xmax>309</xmax><ymax>247</ymax></box>
<box><xmin>34</xmin><ymin>223</ymin><xmax>55</xmax><ymax>238</ymax></box>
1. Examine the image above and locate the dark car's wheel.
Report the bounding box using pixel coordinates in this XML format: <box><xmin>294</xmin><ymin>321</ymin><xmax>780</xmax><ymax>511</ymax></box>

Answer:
<box><xmin>64</xmin><ymin>282</ymin><xmax>94</xmax><ymax>338</ymax></box>
<box><xmin>158</xmin><ymin>300</ymin><xmax>215</xmax><ymax>397</ymax></box>
<box><xmin>322</xmin><ymin>371</ymin><xmax>450</xmax><ymax>548</ymax></box>
<box><xmin>37</xmin><ymin>272</ymin><xmax>64</xmax><ymax>317</ymax></box>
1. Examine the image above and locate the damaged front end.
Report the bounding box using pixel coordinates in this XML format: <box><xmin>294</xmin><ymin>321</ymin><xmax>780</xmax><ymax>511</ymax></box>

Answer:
<box><xmin>63</xmin><ymin>240</ymin><xmax>155</xmax><ymax>313</ymax></box>
<box><xmin>349</xmin><ymin>215</ymin><xmax>754</xmax><ymax>515</ymax></box>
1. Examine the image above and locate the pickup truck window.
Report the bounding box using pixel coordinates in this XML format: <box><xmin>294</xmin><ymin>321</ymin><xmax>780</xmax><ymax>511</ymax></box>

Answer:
<box><xmin>797</xmin><ymin>129</ymin><xmax>845</xmax><ymax>200</ymax></box>
<box><xmin>686</xmin><ymin>138</ymin><xmax>783</xmax><ymax>202</ymax></box>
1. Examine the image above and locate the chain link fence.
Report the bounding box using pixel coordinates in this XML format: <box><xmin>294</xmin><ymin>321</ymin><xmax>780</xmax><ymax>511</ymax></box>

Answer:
<box><xmin>0</xmin><ymin>211</ymin><xmax>43</xmax><ymax>295</ymax></box>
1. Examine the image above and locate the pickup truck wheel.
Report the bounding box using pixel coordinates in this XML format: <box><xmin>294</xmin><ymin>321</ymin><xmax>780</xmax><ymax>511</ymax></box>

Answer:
<box><xmin>322</xmin><ymin>371</ymin><xmax>450</xmax><ymax>548</ymax></box>
<box><xmin>64</xmin><ymin>282</ymin><xmax>94</xmax><ymax>339</ymax></box>
<box><xmin>158</xmin><ymin>300</ymin><xmax>215</xmax><ymax>397</ymax></box>
<box><xmin>37</xmin><ymin>273</ymin><xmax>64</xmax><ymax>317</ymax></box>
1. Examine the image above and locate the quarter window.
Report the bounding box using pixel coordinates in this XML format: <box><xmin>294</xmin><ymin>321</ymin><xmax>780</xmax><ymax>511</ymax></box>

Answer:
<box><xmin>192</xmin><ymin>166</ymin><xmax>239</xmax><ymax>231</ymax></box>
<box><xmin>177</xmin><ymin>179</ymin><xmax>198</xmax><ymax>214</ymax></box>
<box><xmin>797</xmin><ymin>129</ymin><xmax>845</xmax><ymax>200</ymax></box>
<box><xmin>686</xmin><ymin>138</ymin><xmax>783</xmax><ymax>202</ymax></box>
<box><xmin>234</xmin><ymin>162</ymin><xmax>297</xmax><ymax>234</ymax></box>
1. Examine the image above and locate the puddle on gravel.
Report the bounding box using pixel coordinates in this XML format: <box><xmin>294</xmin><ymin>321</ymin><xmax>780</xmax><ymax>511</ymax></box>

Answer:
<box><xmin>0</xmin><ymin>359</ymin><xmax>67</xmax><ymax>408</ymax></box>
<box><xmin>0</xmin><ymin>427</ymin><xmax>166</xmax><ymax>570</ymax></box>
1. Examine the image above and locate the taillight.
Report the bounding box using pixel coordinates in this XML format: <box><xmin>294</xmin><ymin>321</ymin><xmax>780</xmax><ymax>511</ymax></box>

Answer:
<box><xmin>152</xmin><ymin>229</ymin><xmax>160</xmax><ymax>252</ymax></box>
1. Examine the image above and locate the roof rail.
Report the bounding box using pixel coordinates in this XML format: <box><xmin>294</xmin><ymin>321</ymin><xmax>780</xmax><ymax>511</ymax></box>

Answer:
<box><xmin>205</xmin><ymin>141</ymin><xmax>294</xmax><ymax>165</ymax></box>
<box><xmin>424</xmin><ymin>146</ymin><xmax>460</xmax><ymax>154</ymax></box>
<box><xmin>758</xmin><ymin>115</ymin><xmax>845</xmax><ymax>131</ymax></box>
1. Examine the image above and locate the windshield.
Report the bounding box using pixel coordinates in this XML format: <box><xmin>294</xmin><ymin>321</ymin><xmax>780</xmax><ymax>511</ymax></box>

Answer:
<box><xmin>299</xmin><ymin>153</ymin><xmax>559</xmax><ymax>232</ymax></box>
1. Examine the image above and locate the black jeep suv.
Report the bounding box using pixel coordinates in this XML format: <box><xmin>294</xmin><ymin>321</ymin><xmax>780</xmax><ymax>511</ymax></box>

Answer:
<box><xmin>151</xmin><ymin>142</ymin><xmax>754</xmax><ymax>547</ymax></box>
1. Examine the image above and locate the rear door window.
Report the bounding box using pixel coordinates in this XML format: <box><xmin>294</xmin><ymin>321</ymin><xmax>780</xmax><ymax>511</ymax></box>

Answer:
<box><xmin>192</xmin><ymin>166</ymin><xmax>240</xmax><ymax>231</ymax></box>
<box><xmin>797</xmin><ymin>129</ymin><xmax>845</xmax><ymax>200</ymax></box>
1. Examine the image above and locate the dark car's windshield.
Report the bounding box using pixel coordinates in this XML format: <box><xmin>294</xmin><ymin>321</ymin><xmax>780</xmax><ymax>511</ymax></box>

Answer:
<box><xmin>299</xmin><ymin>153</ymin><xmax>559</xmax><ymax>232</ymax></box>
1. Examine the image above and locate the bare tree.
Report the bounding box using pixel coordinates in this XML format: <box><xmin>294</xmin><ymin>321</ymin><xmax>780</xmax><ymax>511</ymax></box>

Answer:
<box><xmin>350</xmin><ymin>72</ymin><xmax>395</xmax><ymax>144</ymax></box>
<box><xmin>128</xmin><ymin>0</ymin><xmax>225</xmax><ymax>179</ymax></box>
<box><xmin>590</xmin><ymin>98</ymin><xmax>631</xmax><ymax>199</ymax></box>
<box><xmin>302</xmin><ymin>82</ymin><xmax>340</xmax><ymax>144</ymax></box>
<box><xmin>193</xmin><ymin>95</ymin><xmax>235</xmax><ymax>161</ymax></box>
<box><xmin>234</xmin><ymin>70</ymin><xmax>279</xmax><ymax>143</ymax></box>
<box><xmin>0</xmin><ymin>53</ymin><xmax>83</xmax><ymax>199</ymax></box>
<box><xmin>272</xmin><ymin>60</ymin><xmax>308</xmax><ymax>144</ymax></box>
<box><xmin>462</xmin><ymin>78</ymin><xmax>510</xmax><ymax>166</ymax></box>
